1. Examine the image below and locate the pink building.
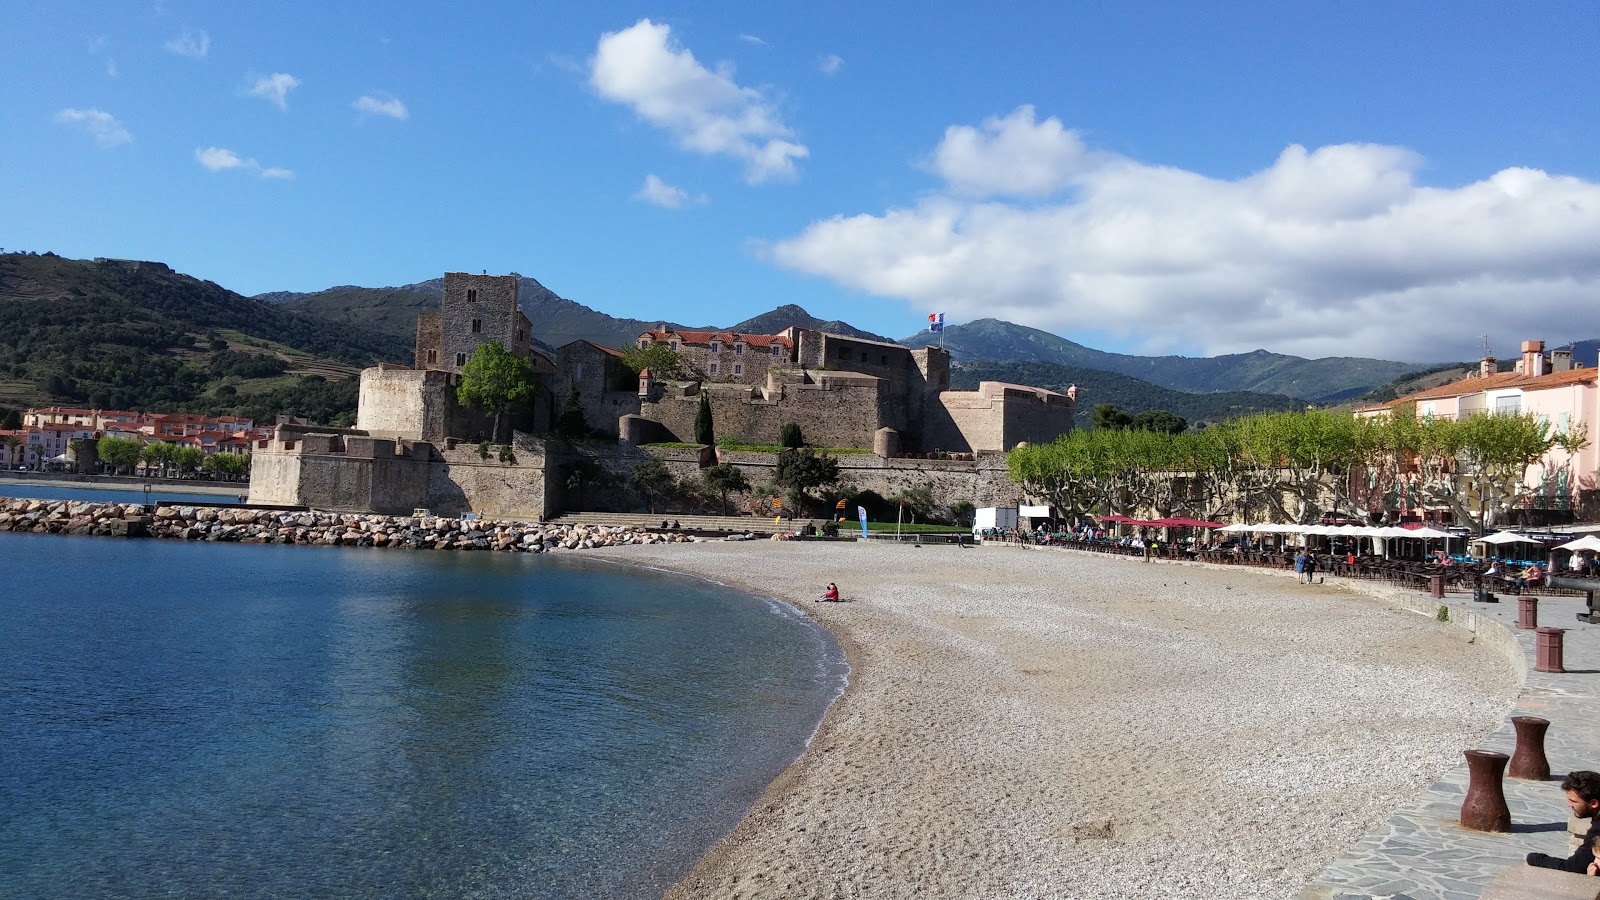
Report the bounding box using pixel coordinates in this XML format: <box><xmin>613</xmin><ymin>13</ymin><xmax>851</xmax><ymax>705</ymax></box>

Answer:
<box><xmin>1358</xmin><ymin>340</ymin><xmax>1597</xmax><ymax>515</ymax></box>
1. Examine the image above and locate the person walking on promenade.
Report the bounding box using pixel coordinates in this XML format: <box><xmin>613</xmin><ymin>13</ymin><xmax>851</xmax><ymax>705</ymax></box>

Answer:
<box><xmin>1304</xmin><ymin>551</ymin><xmax>1318</xmax><ymax>584</ymax></box>
<box><xmin>1528</xmin><ymin>771</ymin><xmax>1600</xmax><ymax>872</ymax></box>
<box><xmin>1294</xmin><ymin>550</ymin><xmax>1308</xmax><ymax>584</ymax></box>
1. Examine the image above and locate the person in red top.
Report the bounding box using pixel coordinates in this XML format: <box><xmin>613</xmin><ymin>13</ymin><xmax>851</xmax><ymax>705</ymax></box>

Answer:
<box><xmin>819</xmin><ymin>583</ymin><xmax>840</xmax><ymax>602</ymax></box>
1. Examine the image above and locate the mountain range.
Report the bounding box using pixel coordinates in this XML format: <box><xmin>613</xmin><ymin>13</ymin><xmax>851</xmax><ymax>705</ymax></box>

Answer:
<box><xmin>266</xmin><ymin>277</ymin><xmax>1427</xmax><ymax>402</ymax></box>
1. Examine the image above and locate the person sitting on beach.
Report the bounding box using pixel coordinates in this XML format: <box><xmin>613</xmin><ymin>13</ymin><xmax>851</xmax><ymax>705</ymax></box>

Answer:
<box><xmin>819</xmin><ymin>583</ymin><xmax>841</xmax><ymax>603</ymax></box>
<box><xmin>1529</xmin><ymin>771</ymin><xmax>1600</xmax><ymax>872</ymax></box>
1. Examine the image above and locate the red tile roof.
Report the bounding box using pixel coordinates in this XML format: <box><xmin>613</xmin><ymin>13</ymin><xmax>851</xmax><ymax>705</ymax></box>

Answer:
<box><xmin>1368</xmin><ymin>366</ymin><xmax>1596</xmax><ymax>408</ymax></box>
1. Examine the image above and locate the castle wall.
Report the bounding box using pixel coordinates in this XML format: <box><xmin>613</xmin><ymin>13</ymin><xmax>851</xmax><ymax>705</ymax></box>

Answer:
<box><xmin>640</xmin><ymin>374</ymin><xmax>886</xmax><ymax>448</ymax></box>
<box><xmin>701</xmin><ymin>449</ymin><xmax>1023</xmax><ymax>509</ymax></box>
<box><xmin>924</xmin><ymin>382</ymin><xmax>1076</xmax><ymax>453</ymax></box>
<box><xmin>357</xmin><ymin>365</ymin><xmax>453</xmax><ymax>442</ymax></box>
<box><xmin>557</xmin><ymin>342</ymin><xmax>641</xmax><ymax>436</ymax></box>
<box><xmin>414</xmin><ymin>314</ymin><xmax>442</xmax><ymax>370</ymax></box>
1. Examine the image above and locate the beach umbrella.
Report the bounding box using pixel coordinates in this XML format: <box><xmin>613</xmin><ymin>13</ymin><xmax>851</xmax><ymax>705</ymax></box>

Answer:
<box><xmin>1556</xmin><ymin>535</ymin><xmax>1600</xmax><ymax>553</ymax></box>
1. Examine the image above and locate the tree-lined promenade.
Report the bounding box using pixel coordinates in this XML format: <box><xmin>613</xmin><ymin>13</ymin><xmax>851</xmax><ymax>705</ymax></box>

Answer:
<box><xmin>1008</xmin><ymin>405</ymin><xmax>1589</xmax><ymax>532</ymax></box>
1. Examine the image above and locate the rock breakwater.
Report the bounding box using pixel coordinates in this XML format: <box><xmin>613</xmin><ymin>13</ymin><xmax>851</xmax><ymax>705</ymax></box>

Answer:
<box><xmin>0</xmin><ymin>498</ymin><xmax>689</xmax><ymax>552</ymax></box>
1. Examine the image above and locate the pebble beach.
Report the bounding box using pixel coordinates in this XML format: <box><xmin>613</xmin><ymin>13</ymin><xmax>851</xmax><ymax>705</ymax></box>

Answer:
<box><xmin>596</xmin><ymin>540</ymin><xmax>1519</xmax><ymax>900</ymax></box>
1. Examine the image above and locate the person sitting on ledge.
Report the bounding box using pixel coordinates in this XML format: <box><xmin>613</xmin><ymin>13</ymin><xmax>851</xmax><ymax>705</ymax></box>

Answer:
<box><xmin>819</xmin><ymin>582</ymin><xmax>841</xmax><ymax>603</ymax></box>
<box><xmin>1528</xmin><ymin>770</ymin><xmax>1600</xmax><ymax>872</ymax></box>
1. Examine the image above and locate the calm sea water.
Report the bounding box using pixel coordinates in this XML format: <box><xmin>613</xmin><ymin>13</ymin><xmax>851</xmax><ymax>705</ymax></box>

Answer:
<box><xmin>0</xmin><ymin>534</ymin><xmax>845</xmax><ymax>899</ymax></box>
<box><xmin>0</xmin><ymin>481</ymin><xmax>239</xmax><ymax>506</ymax></box>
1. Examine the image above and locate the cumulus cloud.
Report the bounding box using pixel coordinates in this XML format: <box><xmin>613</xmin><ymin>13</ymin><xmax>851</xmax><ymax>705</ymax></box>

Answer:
<box><xmin>767</xmin><ymin>107</ymin><xmax>1600</xmax><ymax>361</ymax></box>
<box><xmin>353</xmin><ymin>93</ymin><xmax>408</xmax><ymax>120</ymax></box>
<box><xmin>818</xmin><ymin>54</ymin><xmax>844</xmax><ymax>76</ymax></box>
<box><xmin>633</xmin><ymin>174</ymin><xmax>707</xmax><ymax>209</ymax></box>
<box><xmin>589</xmin><ymin>18</ymin><xmax>807</xmax><ymax>184</ymax></box>
<box><xmin>246</xmin><ymin>73</ymin><xmax>299</xmax><ymax>110</ymax></box>
<box><xmin>195</xmin><ymin>146</ymin><xmax>293</xmax><ymax>179</ymax></box>
<box><xmin>54</xmin><ymin>108</ymin><xmax>132</xmax><ymax>148</ymax></box>
<box><xmin>164</xmin><ymin>27</ymin><xmax>209</xmax><ymax>60</ymax></box>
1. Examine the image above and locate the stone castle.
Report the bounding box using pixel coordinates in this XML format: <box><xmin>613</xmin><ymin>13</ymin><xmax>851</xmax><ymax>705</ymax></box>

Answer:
<box><xmin>249</xmin><ymin>272</ymin><xmax>1078</xmax><ymax>517</ymax></box>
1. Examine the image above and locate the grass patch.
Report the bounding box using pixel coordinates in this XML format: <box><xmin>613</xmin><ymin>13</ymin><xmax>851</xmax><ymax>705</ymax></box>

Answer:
<box><xmin>716</xmin><ymin>442</ymin><xmax>875</xmax><ymax>455</ymax></box>
<box><xmin>640</xmin><ymin>442</ymin><xmax>707</xmax><ymax>449</ymax></box>
<box><xmin>864</xmin><ymin>521</ymin><xmax>964</xmax><ymax>532</ymax></box>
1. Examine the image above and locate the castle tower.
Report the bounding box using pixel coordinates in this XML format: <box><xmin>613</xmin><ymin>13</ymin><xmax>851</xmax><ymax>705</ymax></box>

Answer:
<box><xmin>431</xmin><ymin>272</ymin><xmax>533</xmax><ymax>373</ymax></box>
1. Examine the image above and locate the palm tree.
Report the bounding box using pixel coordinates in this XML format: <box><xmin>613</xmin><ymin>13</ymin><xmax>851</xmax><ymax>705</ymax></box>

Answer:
<box><xmin>2</xmin><ymin>434</ymin><xmax>23</xmax><ymax>470</ymax></box>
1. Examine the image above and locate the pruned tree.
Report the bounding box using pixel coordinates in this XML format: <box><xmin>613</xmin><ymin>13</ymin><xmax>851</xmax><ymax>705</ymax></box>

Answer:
<box><xmin>694</xmin><ymin>393</ymin><xmax>714</xmax><ymax>446</ymax></box>
<box><xmin>619</xmin><ymin>344</ymin><xmax>686</xmax><ymax>382</ymax></box>
<box><xmin>780</xmin><ymin>422</ymin><xmax>804</xmax><ymax>449</ymax></box>
<box><xmin>773</xmin><ymin>447</ymin><xmax>840</xmax><ymax>511</ymax></box>
<box><xmin>632</xmin><ymin>458</ymin><xmax>678</xmax><ymax>512</ymax></box>
<box><xmin>96</xmin><ymin>436</ymin><xmax>142</xmax><ymax>474</ymax></box>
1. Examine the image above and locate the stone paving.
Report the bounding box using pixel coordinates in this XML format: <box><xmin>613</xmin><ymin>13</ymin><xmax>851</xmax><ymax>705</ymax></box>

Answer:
<box><xmin>1293</xmin><ymin>581</ymin><xmax>1600</xmax><ymax>900</ymax></box>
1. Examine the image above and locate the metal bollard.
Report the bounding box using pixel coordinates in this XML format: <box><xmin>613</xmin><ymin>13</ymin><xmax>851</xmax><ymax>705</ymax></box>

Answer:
<box><xmin>1460</xmin><ymin>749</ymin><xmax>1513</xmax><ymax>832</ymax></box>
<box><xmin>1508</xmin><ymin>716</ymin><xmax>1552</xmax><ymax>781</ymax></box>
<box><xmin>1518</xmin><ymin>595</ymin><xmax>1539</xmax><ymax>630</ymax></box>
<box><xmin>1430</xmin><ymin>575</ymin><xmax>1444</xmax><ymax>599</ymax></box>
<box><xmin>1536</xmin><ymin>627</ymin><xmax>1567</xmax><ymax>674</ymax></box>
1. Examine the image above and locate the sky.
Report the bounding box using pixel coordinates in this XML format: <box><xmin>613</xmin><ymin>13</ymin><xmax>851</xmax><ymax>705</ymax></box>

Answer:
<box><xmin>5</xmin><ymin>1</ymin><xmax>1599</xmax><ymax>363</ymax></box>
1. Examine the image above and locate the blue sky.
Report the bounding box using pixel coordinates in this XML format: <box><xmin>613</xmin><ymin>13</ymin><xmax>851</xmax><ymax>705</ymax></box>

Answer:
<box><xmin>5</xmin><ymin>1</ymin><xmax>1598</xmax><ymax>362</ymax></box>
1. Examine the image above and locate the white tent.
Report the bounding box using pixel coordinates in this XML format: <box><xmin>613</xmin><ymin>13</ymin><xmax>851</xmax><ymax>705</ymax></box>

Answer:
<box><xmin>1406</xmin><ymin>526</ymin><xmax>1454</xmax><ymax>539</ymax></box>
<box><xmin>1556</xmin><ymin>535</ymin><xmax>1600</xmax><ymax>553</ymax></box>
<box><xmin>1475</xmin><ymin>531</ymin><xmax>1542</xmax><ymax>546</ymax></box>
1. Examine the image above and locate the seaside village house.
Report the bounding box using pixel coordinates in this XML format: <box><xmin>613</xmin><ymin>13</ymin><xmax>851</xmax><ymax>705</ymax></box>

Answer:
<box><xmin>1354</xmin><ymin>340</ymin><xmax>1600</xmax><ymax>525</ymax></box>
<box><xmin>248</xmin><ymin>272</ymin><xmax>1080</xmax><ymax>518</ymax></box>
<box><xmin>1</xmin><ymin>407</ymin><xmax>268</xmax><ymax>472</ymax></box>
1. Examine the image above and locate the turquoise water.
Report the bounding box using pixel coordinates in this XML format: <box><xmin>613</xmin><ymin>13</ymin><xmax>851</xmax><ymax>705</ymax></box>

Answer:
<box><xmin>0</xmin><ymin>534</ymin><xmax>844</xmax><ymax>899</ymax></box>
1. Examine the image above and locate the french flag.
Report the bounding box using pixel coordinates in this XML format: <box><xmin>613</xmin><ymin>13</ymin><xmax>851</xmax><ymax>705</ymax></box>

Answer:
<box><xmin>928</xmin><ymin>313</ymin><xmax>944</xmax><ymax>333</ymax></box>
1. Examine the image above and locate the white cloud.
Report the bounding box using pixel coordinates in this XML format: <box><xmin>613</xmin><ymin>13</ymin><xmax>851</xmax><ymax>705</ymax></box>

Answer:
<box><xmin>164</xmin><ymin>27</ymin><xmax>209</xmax><ymax>60</ymax></box>
<box><xmin>54</xmin><ymin>108</ymin><xmax>132</xmax><ymax>148</ymax></box>
<box><xmin>818</xmin><ymin>54</ymin><xmax>844</xmax><ymax>76</ymax></box>
<box><xmin>738</xmin><ymin>33</ymin><xmax>766</xmax><ymax>46</ymax></box>
<box><xmin>105</xmin><ymin>58</ymin><xmax>119</xmax><ymax>77</ymax></box>
<box><xmin>633</xmin><ymin>174</ymin><xmax>707</xmax><ymax>209</ymax></box>
<box><xmin>195</xmin><ymin>146</ymin><xmax>293</xmax><ymax>180</ymax></box>
<box><xmin>87</xmin><ymin>35</ymin><xmax>108</xmax><ymax>54</ymax></box>
<box><xmin>589</xmin><ymin>18</ymin><xmax>808</xmax><ymax>184</ymax></box>
<box><xmin>353</xmin><ymin>93</ymin><xmax>409</xmax><ymax>120</ymax></box>
<box><xmin>247</xmin><ymin>73</ymin><xmax>300</xmax><ymax>110</ymax></box>
<box><xmin>927</xmin><ymin>105</ymin><xmax>1090</xmax><ymax>198</ymax></box>
<box><xmin>767</xmin><ymin>110</ymin><xmax>1600</xmax><ymax>361</ymax></box>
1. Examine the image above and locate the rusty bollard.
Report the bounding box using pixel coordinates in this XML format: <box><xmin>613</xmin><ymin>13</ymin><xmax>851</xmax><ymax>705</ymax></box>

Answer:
<box><xmin>1460</xmin><ymin>749</ymin><xmax>1513</xmax><ymax>832</ymax></box>
<box><xmin>1509</xmin><ymin>716</ymin><xmax>1552</xmax><ymax>781</ymax></box>
<box><xmin>1518</xmin><ymin>595</ymin><xmax>1539</xmax><ymax>630</ymax></box>
<box><xmin>1536</xmin><ymin>627</ymin><xmax>1567</xmax><ymax>674</ymax></box>
<box><xmin>1430</xmin><ymin>575</ymin><xmax>1445</xmax><ymax>599</ymax></box>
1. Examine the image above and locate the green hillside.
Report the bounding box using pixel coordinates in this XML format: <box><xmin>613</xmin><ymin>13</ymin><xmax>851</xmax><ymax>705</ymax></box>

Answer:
<box><xmin>950</xmin><ymin>360</ymin><xmax>1306</xmax><ymax>427</ymax></box>
<box><xmin>0</xmin><ymin>253</ymin><xmax>409</xmax><ymax>423</ymax></box>
<box><xmin>906</xmin><ymin>318</ymin><xmax>1422</xmax><ymax>401</ymax></box>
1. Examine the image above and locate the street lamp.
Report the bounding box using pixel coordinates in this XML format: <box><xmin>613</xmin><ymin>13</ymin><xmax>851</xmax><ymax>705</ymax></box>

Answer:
<box><xmin>142</xmin><ymin>483</ymin><xmax>151</xmax><ymax>508</ymax></box>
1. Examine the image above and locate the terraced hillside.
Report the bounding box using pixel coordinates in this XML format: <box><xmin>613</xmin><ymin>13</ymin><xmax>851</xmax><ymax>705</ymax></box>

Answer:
<box><xmin>0</xmin><ymin>253</ymin><xmax>406</xmax><ymax>424</ymax></box>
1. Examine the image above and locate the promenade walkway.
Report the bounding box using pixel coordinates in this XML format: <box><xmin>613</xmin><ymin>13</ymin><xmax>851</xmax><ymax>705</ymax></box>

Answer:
<box><xmin>1297</xmin><ymin>580</ymin><xmax>1599</xmax><ymax>900</ymax></box>
<box><xmin>1030</xmin><ymin>541</ymin><xmax>1600</xmax><ymax>898</ymax></box>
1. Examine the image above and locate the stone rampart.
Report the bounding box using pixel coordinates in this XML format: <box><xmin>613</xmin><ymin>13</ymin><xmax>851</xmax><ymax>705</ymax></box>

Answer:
<box><xmin>924</xmin><ymin>381</ymin><xmax>1077</xmax><ymax>453</ymax></box>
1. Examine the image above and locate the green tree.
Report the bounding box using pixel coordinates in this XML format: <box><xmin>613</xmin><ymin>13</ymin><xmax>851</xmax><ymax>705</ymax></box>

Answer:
<box><xmin>555</xmin><ymin>385</ymin><xmax>589</xmax><ymax>437</ymax></box>
<box><xmin>619</xmin><ymin>344</ymin><xmax>686</xmax><ymax>381</ymax></box>
<box><xmin>211</xmin><ymin>451</ymin><xmax>251</xmax><ymax>479</ymax></box>
<box><xmin>700</xmin><ymin>462</ymin><xmax>751</xmax><ymax>515</ymax></box>
<box><xmin>171</xmin><ymin>445</ymin><xmax>204</xmax><ymax>476</ymax></box>
<box><xmin>694</xmin><ymin>393</ymin><xmax>714</xmax><ymax>446</ymax></box>
<box><xmin>890</xmin><ymin>483</ymin><xmax>938</xmax><ymax>524</ymax></box>
<box><xmin>140</xmin><ymin>441</ymin><xmax>175</xmax><ymax>477</ymax></box>
<box><xmin>773</xmin><ymin>447</ymin><xmax>840</xmax><ymax>511</ymax></box>
<box><xmin>562</xmin><ymin>457</ymin><xmax>604</xmax><ymax>509</ymax></box>
<box><xmin>632</xmin><ymin>458</ymin><xmax>678</xmax><ymax>512</ymax></box>
<box><xmin>0</xmin><ymin>408</ymin><xmax>20</xmax><ymax>429</ymax></box>
<box><xmin>457</xmin><ymin>343</ymin><xmax>537</xmax><ymax>442</ymax></box>
<box><xmin>1091</xmin><ymin>403</ymin><xmax>1133</xmax><ymax>431</ymax></box>
<box><xmin>1130</xmin><ymin>410</ymin><xmax>1188</xmax><ymax>435</ymax></box>
<box><xmin>1</xmin><ymin>434</ymin><xmax>22</xmax><ymax>468</ymax></box>
<box><xmin>96</xmin><ymin>436</ymin><xmax>142</xmax><ymax>474</ymax></box>
<box><xmin>780</xmin><ymin>422</ymin><xmax>805</xmax><ymax>449</ymax></box>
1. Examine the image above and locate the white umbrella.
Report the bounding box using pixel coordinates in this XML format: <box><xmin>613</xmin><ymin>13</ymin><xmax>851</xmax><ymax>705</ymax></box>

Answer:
<box><xmin>1218</xmin><ymin>523</ymin><xmax>1251</xmax><ymax>532</ymax></box>
<box><xmin>1556</xmin><ymin>535</ymin><xmax>1600</xmax><ymax>553</ymax></box>
<box><xmin>1406</xmin><ymin>526</ymin><xmax>1453</xmax><ymax>539</ymax></box>
<box><xmin>1475</xmin><ymin>531</ymin><xmax>1542</xmax><ymax>546</ymax></box>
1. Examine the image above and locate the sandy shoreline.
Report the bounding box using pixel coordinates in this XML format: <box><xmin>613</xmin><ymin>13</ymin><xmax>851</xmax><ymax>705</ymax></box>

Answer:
<box><xmin>595</xmin><ymin>540</ymin><xmax>1518</xmax><ymax>900</ymax></box>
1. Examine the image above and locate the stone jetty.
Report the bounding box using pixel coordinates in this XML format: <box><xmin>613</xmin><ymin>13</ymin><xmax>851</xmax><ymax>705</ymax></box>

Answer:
<box><xmin>0</xmin><ymin>498</ymin><xmax>690</xmax><ymax>552</ymax></box>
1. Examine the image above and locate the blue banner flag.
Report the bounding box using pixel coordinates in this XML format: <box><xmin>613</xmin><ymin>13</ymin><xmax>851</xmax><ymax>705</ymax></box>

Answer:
<box><xmin>927</xmin><ymin>312</ymin><xmax>944</xmax><ymax>333</ymax></box>
<box><xmin>858</xmin><ymin>505</ymin><xmax>869</xmax><ymax>538</ymax></box>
